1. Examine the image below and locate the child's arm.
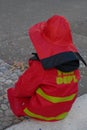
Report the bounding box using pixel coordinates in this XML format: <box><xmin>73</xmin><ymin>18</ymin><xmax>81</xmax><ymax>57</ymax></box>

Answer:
<box><xmin>14</xmin><ymin>61</ymin><xmax>44</xmax><ymax>97</ymax></box>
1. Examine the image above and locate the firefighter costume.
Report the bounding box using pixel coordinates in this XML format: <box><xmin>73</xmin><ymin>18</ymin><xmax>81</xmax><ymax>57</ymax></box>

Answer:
<box><xmin>7</xmin><ymin>15</ymin><xmax>86</xmax><ymax>121</ymax></box>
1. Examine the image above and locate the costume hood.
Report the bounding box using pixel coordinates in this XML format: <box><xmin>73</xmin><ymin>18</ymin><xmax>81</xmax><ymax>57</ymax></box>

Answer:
<box><xmin>29</xmin><ymin>15</ymin><xmax>87</xmax><ymax>71</ymax></box>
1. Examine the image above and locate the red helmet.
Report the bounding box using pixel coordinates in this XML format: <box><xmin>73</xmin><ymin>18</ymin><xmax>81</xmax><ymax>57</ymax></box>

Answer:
<box><xmin>29</xmin><ymin>15</ymin><xmax>86</xmax><ymax>71</ymax></box>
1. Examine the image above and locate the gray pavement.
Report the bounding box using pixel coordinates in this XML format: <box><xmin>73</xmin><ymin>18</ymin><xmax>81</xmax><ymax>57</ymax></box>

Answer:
<box><xmin>0</xmin><ymin>0</ymin><xmax>87</xmax><ymax>129</ymax></box>
<box><xmin>0</xmin><ymin>0</ymin><xmax>87</xmax><ymax>64</ymax></box>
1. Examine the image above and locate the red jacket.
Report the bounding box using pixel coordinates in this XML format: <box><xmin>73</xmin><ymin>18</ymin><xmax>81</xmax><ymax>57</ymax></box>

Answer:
<box><xmin>8</xmin><ymin>60</ymin><xmax>80</xmax><ymax>121</ymax></box>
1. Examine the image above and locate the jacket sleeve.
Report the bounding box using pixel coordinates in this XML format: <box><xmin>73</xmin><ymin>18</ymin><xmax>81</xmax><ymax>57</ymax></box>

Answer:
<box><xmin>14</xmin><ymin>60</ymin><xmax>44</xmax><ymax>97</ymax></box>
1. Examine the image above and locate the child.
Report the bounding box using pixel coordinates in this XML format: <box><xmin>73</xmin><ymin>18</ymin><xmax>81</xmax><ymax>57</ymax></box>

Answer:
<box><xmin>7</xmin><ymin>15</ymin><xmax>87</xmax><ymax>121</ymax></box>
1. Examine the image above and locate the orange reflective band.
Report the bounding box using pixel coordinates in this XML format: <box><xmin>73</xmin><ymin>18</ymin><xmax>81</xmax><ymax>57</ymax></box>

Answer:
<box><xmin>36</xmin><ymin>88</ymin><xmax>76</xmax><ymax>103</ymax></box>
<box><xmin>24</xmin><ymin>108</ymin><xmax>68</xmax><ymax>121</ymax></box>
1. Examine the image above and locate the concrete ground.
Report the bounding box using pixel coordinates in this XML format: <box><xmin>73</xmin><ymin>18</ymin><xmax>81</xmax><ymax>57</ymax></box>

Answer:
<box><xmin>0</xmin><ymin>0</ymin><xmax>87</xmax><ymax>63</ymax></box>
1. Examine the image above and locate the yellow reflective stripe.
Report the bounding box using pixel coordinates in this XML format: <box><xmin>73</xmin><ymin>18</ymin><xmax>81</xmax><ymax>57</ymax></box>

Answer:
<box><xmin>36</xmin><ymin>88</ymin><xmax>76</xmax><ymax>103</ymax></box>
<box><xmin>24</xmin><ymin>108</ymin><xmax>68</xmax><ymax>121</ymax></box>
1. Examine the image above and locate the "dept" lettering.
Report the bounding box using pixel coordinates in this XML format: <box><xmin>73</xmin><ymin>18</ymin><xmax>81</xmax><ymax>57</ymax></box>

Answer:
<box><xmin>56</xmin><ymin>70</ymin><xmax>78</xmax><ymax>85</ymax></box>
